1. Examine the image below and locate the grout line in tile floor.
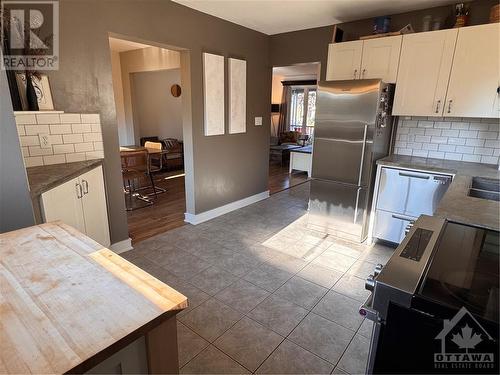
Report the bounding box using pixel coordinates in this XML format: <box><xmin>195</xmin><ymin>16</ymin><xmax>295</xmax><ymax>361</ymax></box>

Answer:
<box><xmin>126</xmin><ymin>183</ymin><xmax>389</xmax><ymax>374</ymax></box>
<box><xmin>177</xmin><ymin>233</ymin><xmax>375</xmax><ymax>374</ymax></box>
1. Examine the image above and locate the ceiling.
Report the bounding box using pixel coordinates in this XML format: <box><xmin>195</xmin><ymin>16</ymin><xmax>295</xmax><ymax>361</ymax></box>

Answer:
<box><xmin>273</xmin><ymin>63</ymin><xmax>320</xmax><ymax>80</ymax></box>
<box><xmin>172</xmin><ymin>0</ymin><xmax>457</xmax><ymax>35</ymax></box>
<box><xmin>108</xmin><ymin>37</ymin><xmax>151</xmax><ymax>52</ymax></box>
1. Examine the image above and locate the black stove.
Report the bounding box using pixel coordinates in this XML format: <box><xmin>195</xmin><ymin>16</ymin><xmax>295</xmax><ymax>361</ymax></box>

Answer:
<box><xmin>360</xmin><ymin>216</ymin><xmax>499</xmax><ymax>374</ymax></box>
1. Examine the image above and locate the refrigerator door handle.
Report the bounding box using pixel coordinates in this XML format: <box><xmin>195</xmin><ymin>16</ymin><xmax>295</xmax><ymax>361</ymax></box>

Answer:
<box><xmin>357</xmin><ymin>123</ymin><xmax>368</xmax><ymax>186</ymax></box>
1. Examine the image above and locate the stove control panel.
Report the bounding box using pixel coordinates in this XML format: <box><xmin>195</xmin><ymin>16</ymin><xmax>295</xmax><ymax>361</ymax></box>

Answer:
<box><xmin>400</xmin><ymin>228</ymin><xmax>433</xmax><ymax>261</ymax></box>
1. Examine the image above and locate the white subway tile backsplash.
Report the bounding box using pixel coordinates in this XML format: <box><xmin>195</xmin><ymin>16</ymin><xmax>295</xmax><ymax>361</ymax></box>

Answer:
<box><xmin>43</xmin><ymin>155</ymin><xmax>66</xmax><ymax>165</ymax></box>
<box><xmin>462</xmin><ymin>154</ymin><xmax>481</xmax><ymax>163</ymax></box>
<box><xmin>28</xmin><ymin>146</ymin><xmax>53</xmax><ymax>156</ymax></box>
<box><xmin>431</xmin><ymin>136</ymin><xmax>448</xmax><ymax>144</ymax></box>
<box><xmin>415</xmin><ymin>135</ymin><xmax>431</xmax><ymax>143</ymax></box>
<box><xmin>459</xmin><ymin>130</ymin><xmax>478</xmax><ymax>138</ymax></box>
<box><xmin>49</xmin><ymin>124</ymin><xmax>72</xmax><ymax>134</ymax></box>
<box><xmin>81</xmin><ymin>114</ymin><xmax>100</xmax><ymax>123</ymax></box>
<box><xmin>465</xmin><ymin>138</ymin><xmax>485</xmax><ymax>147</ymax></box>
<box><xmin>20</xmin><ymin>135</ymin><xmax>40</xmax><ymax>146</ymax></box>
<box><xmin>474</xmin><ymin>147</ymin><xmax>493</xmax><ymax>156</ymax></box>
<box><xmin>24</xmin><ymin>124</ymin><xmax>50</xmax><ymax>135</ymax></box>
<box><xmin>85</xmin><ymin>150</ymin><xmax>104</xmax><ymax>160</ymax></box>
<box><xmin>83</xmin><ymin>132</ymin><xmax>102</xmax><ymax>142</ymax></box>
<box><xmin>60</xmin><ymin>113</ymin><xmax>81</xmax><ymax>123</ymax></box>
<box><xmin>478</xmin><ymin>131</ymin><xmax>497</xmax><ymax>139</ymax></box>
<box><xmin>65</xmin><ymin>153</ymin><xmax>87</xmax><ymax>163</ymax></box>
<box><xmin>24</xmin><ymin>156</ymin><xmax>44</xmax><ymax>167</ymax></box>
<box><xmin>409</xmin><ymin>128</ymin><xmax>426</xmax><ymax>135</ymax></box>
<box><xmin>438</xmin><ymin>144</ymin><xmax>456</xmax><ymax>152</ymax></box>
<box><xmin>74</xmin><ymin>142</ymin><xmax>94</xmax><ymax>152</ymax></box>
<box><xmin>63</xmin><ymin>134</ymin><xmax>84</xmax><ymax>144</ymax></box>
<box><xmin>412</xmin><ymin>150</ymin><xmax>428</xmax><ymax>158</ymax></box>
<box><xmin>434</xmin><ymin>121</ymin><xmax>451</xmax><ymax>129</ymax></box>
<box><xmin>36</xmin><ymin>113</ymin><xmax>61</xmax><ymax>124</ymax></box>
<box><xmin>441</xmin><ymin>129</ymin><xmax>459</xmax><ymax>137</ymax></box>
<box><xmin>395</xmin><ymin>116</ymin><xmax>499</xmax><ymax>165</ymax></box>
<box><xmin>455</xmin><ymin>146</ymin><xmax>474</xmax><ymax>154</ymax></box>
<box><xmin>53</xmin><ymin>144</ymin><xmax>75</xmax><ymax>154</ymax></box>
<box><xmin>447</xmin><ymin>137</ymin><xmax>466</xmax><ymax>146</ymax></box>
<box><xmin>485</xmin><ymin>140</ymin><xmax>500</xmax><ymax>148</ymax></box>
<box><xmin>428</xmin><ymin>151</ymin><xmax>445</xmax><ymax>159</ymax></box>
<box><xmin>418</xmin><ymin>121</ymin><xmax>434</xmax><ymax>128</ymax></box>
<box><xmin>451</xmin><ymin>122</ymin><xmax>469</xmax><ymax>130</ymax></box>
<box><xmin>93</xmin><ymin>141</ymin><xmax>103</xmax><ymax>151</ymax></box>
<box><xmin>422</xmin><ymin>143</ymin><xmax>439</xmax><ymax>151</ymax></box>
<box><xmin>17</xmin><ymin>126</ymin><xmax>26</xmax><ymax>136</ymax></box>
<box><xmin>15</xmin><ymin>112</ymin><xmax>103</xmax><ymax>167</ymax></box>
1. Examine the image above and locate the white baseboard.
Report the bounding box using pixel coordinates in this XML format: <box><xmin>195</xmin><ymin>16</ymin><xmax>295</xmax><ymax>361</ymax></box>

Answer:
<box><xmin>185</xmin><ymin>190</ymin><xmax>270</xmax><ymax>225</ymax></box>
<box><xmin>110</xmin><ymin>238</ymin><xmax>133</xmax><ymax>253</ymax></box>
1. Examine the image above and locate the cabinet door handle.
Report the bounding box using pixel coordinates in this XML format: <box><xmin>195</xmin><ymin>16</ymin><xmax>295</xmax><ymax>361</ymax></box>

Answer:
<box><xmin>353</xmin><ymin>69</ymin><xmax>358</xmax><ymax>79</ymax></box>
<box><xmin>76</xmin><ymin>183</ymin><xmax>83</xmax><ymax>199</ymax></box>
<box><xmin>435</xmin><ymin>100</ymin><xmax>441</xmax><ymax>114</ymax></box>
<box><xmin>82</xmin><ymin>179</ymin><xmax>89</xmax><ymax>195</ymax></box>
<box><xmin>447</xmin><ymin>99</ymin><xmax>453</xmax><ymax>114</ymax></box>
<box><xmin>362</xmin><ymin>69</ymin><xmax>366</xmax><ymax>78</ymax></box>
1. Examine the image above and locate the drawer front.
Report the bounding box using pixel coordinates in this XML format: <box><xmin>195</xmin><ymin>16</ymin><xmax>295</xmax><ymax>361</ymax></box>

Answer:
<box><xmin>376</xmin><ymin>167</ymin><xmax>451</xmax><ymax>217</ymax></box>
<box><xmin>374</xmin><ymin>210</ymin><xmax>417</xmax><ymax>244</ymax></box>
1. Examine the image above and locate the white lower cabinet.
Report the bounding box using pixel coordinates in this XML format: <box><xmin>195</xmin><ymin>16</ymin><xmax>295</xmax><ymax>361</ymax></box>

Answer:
<box><xmin>41</xmin><ymin>165</ymin><xmax>111</xmax><ymax>247</ymax></box>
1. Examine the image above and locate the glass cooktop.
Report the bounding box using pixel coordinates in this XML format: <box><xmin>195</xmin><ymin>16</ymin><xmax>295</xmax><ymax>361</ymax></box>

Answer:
<box><xmin>419</xmin><ymin>222</ymin><xmax>499</xmax><ymax>323</ymax></box>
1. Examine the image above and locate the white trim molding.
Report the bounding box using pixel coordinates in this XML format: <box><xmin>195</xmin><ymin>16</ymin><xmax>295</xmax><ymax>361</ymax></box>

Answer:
<box><xmin>185</xmin><ymin>190</ymin><xmax>270</xmax><ymax>225</ymax></box>
<box><xmin>110</xmin><ymin>238</ymin><xmax>133</xmax><ymax>254</ymax></box>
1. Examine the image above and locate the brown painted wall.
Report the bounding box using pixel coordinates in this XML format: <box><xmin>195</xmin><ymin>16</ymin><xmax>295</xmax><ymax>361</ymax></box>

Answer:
<box><xmin>47</xmin><ymin>0</ymin><xmax>271</xmax><ymax>243</ymax></box>
<box><xmin>270</xmin><ymin>0</ymin><xmax>497</xmax><ymax>79</ymax></box>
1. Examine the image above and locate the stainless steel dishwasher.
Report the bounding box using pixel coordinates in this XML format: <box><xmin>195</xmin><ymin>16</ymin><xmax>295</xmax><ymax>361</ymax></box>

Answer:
<box><xmin>373</xmin><ymin>167</ymin><xmax>452</xmax><ymax>243</ymax></box>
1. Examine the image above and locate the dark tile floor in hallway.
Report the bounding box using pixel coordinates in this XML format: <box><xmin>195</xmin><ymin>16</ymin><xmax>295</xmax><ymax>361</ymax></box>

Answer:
<box><xmin>121</xmin><ymin>182</ymin><xmax>395</xmax><ymax>374</ymax></box>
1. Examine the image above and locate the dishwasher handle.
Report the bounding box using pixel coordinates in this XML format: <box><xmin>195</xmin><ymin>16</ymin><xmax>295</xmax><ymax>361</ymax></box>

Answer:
<box><xmin>398</xmin><ymin>172</ymin><xmax>430</xmax><ymax>180</ymax></box>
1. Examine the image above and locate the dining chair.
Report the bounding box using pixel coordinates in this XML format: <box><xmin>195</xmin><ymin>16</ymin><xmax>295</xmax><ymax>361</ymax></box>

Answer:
<box><xmin>144</xmin><ymin>141</ymin><xmax>167</xmax><ymax>195</ymax></box>
<box><xmin>120</xmin><ymin>150</ymin><xmax>155</xmax><ymax>210</ymax></box>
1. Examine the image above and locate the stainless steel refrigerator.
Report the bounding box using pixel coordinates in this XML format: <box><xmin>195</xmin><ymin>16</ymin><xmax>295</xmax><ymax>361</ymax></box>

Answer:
<box><xmin>308</xmin><ymin>79</ymin><xmax>394</xmax><ymax>243</ymax></box>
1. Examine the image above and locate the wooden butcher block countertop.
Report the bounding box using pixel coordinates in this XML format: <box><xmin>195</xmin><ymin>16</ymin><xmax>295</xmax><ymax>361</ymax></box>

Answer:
<box><xmin>0</xmin><ymin>222</ymin><xmax>188</xmax><ymax>374</ymax></box>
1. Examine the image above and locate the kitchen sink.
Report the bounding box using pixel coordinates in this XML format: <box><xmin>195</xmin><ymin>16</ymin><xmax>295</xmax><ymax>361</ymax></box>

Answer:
<box><xmin>468</xmin><ymin>177</ymin><xmax>500</xmax><ymax>202</ymax></box>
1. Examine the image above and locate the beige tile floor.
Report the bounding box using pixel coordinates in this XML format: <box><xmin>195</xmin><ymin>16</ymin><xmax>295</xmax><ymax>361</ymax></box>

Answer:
<box><xmin>121</xmin><ymin>182</ymin><xmax>395</xmax><ymax>374</ymax></box>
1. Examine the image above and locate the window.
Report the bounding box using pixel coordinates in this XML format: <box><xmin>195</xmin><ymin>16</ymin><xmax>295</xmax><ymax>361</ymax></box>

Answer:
<box><xmin>288</xmin><ymin>86</ymin><xmax>316</xmax><ymax>137</ymax></box>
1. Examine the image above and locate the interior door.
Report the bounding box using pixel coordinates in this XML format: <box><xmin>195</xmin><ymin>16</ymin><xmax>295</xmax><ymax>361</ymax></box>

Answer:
<box><xmin>41</xmin><ymin>177</ymin><xmax>86</xmax><ymax>233</ymax></box>
<box><xmin>360</xmin><ymin>35</ymin><xmax>402</xmax><ymax>83</ymax></box>
<box><xmin>392</xmin><ymin>29</ymin><xmax>458</xmax><ymax>116</ymax></box>
<box><xmin>445</xmin><ymin>23</ymin><xmax>500</xmax><ymax>118</ymax></box>
<box><xmin>81</xmin><ymin>166</ymin><xmax>111</xmax><ymax>247</ymax></box>
<box><xmin>326</xmin><ymin>41</ymin><xmax>363</xmax><ymax>80</ymax></box>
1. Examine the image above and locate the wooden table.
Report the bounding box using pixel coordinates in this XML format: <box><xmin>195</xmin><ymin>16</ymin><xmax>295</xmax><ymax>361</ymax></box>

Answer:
<box><xmin>269</xmin><ymin>144</ymin><xmax>302</xmax><ymax>166</ymax></box>
<box><xmin>0</xmin><ymin>222</ymin><xmax>187</xmax><ymax>374</ymax></box>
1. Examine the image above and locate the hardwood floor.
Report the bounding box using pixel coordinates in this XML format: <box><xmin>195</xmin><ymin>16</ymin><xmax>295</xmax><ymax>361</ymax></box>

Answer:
<box><xmin>268</xmin><ymin>161</ymin><xmax>309</xmax><ymax>194</ymax></box>
<box><xmin>127</xmin><ymin>170</ymin><xmax>187</xmax><ymax>244</ymax></box>
<box><xmin>127</xmin><ymin>161</ymin><xmax>310</xmax><ymax>244</ymax></box>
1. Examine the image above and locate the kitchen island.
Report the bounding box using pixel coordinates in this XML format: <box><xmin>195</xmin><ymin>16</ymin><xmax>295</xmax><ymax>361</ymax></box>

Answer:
<box><xmin>0</xmin><ymin>222</ymin><xmax>187</xmax><ymax>374</ymax></box>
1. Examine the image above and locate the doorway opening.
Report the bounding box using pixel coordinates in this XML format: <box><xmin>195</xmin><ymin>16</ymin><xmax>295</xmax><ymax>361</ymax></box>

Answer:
<box><xmin>269</xmin><ymin>62</ymin><xmax>320</xmax><ymax>194</ymax></box>
<box><xmin>108</xmin><ymin>36</ymin><xmax>192</xmax><ymax>244</ymax></box>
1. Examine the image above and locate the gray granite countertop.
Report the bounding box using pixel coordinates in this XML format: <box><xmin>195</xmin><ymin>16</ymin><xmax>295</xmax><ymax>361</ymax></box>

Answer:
<box><xmin>27</xmin><ymin>159</ymin><xmax>103</xmax><ymax>198</ymax></box>
<box><xmin>377</xmin><ymin>155</ymin><xmax>500</xmax><ymax>231</ymax></box>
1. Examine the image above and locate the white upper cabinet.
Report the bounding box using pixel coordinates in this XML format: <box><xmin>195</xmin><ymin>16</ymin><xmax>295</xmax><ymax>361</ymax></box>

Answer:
<box><xmin>393</xmin><ymin>29</ymin><xmax>458</xmax><ymax>116</ymax></box>
<box><xmin>326</xmin><ymin>41</ymin><xmax>363</xmax><ymax>80</ymax></box>
<box><xmin>360</xmin><ymin>35</ymin><xmax>402</xmax><ymax>83</ymax></box>
<box><xmin>444</xmin><ymin>23</ymin><xmax>500</xmax><ymax>118</ymax></box>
